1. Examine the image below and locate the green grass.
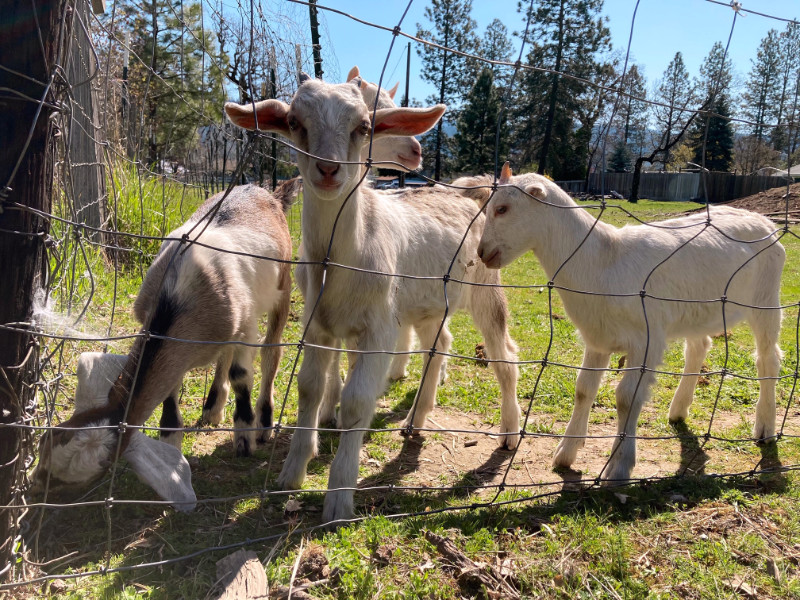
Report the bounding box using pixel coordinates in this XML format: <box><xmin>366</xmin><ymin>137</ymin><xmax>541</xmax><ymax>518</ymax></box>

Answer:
<box><xmin>20</xmin><ymin>182</ymin><xmax>800</xmax><ymax>599</ymax></box>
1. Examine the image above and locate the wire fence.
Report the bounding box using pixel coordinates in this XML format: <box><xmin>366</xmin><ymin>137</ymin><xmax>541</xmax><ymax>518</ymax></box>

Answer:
<box><xmin>2</xmin><ymin>0</ymin><xmax>800</xmax><ymax>593</ymax></box>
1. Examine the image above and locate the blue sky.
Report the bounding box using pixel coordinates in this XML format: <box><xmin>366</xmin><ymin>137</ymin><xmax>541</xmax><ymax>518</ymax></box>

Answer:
<box><xmin>312</xmin><ymin>0</ymin><xmax>799</xmax><ymax>105</ymax></box>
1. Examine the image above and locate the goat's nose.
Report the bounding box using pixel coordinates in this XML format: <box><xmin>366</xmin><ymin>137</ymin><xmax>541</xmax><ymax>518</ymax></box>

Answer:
<box><xmin>316</xmin><ymin>161</ymin><xmax>339</xmax><ymax>177</ymax></box>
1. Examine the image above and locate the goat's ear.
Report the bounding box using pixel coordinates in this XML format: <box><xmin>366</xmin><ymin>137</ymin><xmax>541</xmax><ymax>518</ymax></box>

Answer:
<box><xmin>372</xmin><ymin>105</ymin><xmax>446</xmax><ymax>137</ymax></box>
<box><xmin>224</xmin><ymin>100</ymin><xmax>291</xmax><ymax>135</ymax></box>
<box><xmin>75</xmin><ymin>353</ymin><xmax>128</xmax><ymax>413</ymax></box>
<box><xmin>387</xmin><ymin>82</ymin><xmax>399</xmax><ymax>100</ymax></box>
<box><xmin>122</xmin><ymin>431</ymin><xmax>197</xmax><ymax>512</ymax></box>
<box><xmin>346</xmin><ymin>65</ymin><xmax>360</xmax><ymax>82</ymax></box>
<box><xmin>524</xmin><ymin>183</ymin><xmax>547</xmax><ymax>200</ymax></box>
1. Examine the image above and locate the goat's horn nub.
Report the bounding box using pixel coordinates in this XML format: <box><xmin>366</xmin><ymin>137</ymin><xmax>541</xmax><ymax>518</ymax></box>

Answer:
<box><xmin>299</xmin><ymin>71</ymin><xmax>311</xmax><ymax>84</ymax></box>
<box><xmin>500</xmin><ymin>161</ymin><xmax>512</xmax><ymax>184</ymax></box>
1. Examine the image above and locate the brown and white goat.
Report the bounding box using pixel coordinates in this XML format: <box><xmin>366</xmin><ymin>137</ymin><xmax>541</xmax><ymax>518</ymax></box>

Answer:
<box><xmin>225</xmin><ymin>77</ymin><xmax>521</xmax><ymax>524</ymax></box>
<box><xmin>31</xmin><ymin>184</ymin><xmax>292</xmax><ymax>507</ymax></box>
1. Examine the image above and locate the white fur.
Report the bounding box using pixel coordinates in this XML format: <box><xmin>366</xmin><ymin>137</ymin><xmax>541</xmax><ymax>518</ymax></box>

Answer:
<box><xmin>225</xmin><ymin>79</ymin><xmax>521</xmax><ymax>524</ymax></box>
<box><xmin>478</xmin><ymin>170</ymin><xmax>785</xmax><ymax>483</ymax></box>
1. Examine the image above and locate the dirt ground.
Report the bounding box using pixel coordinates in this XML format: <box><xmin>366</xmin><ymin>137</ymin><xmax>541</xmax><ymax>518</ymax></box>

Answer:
<box><xmin>189</xmin><ymin>400</ymin><xmax>800</xmax><ymax>505</ymax></box>
<box><xmin>709</xmin><ymin>182</ymin><xmax>800</xmax><ymax>220</ymax></box>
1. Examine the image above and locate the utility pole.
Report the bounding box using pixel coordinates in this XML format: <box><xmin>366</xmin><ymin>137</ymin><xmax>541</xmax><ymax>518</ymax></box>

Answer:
<box><xmin>269</xmin><ymin>46</ymin><xmax>278</xmax><ymax>190</ymax></box>
<box><xmin>399</xmin><ymin>42</ymin><xmax>411</xmax><ymax>188</ymax></box>
<box><xmin>308</xmin><ymin>0</ymin><xmax>323</xmax><ymax>79</ymax></box>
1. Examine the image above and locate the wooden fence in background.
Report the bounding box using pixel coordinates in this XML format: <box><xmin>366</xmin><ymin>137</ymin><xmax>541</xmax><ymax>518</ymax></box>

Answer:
<box><xmin>557</xmin><ymin>172</ymin><xmax>792</xmax><ymax>203</ymax></box>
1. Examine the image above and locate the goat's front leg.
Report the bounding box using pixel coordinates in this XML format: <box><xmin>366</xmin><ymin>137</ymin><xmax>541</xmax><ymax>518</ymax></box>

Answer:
<box><xmin>276</xmin><ymin>327</ymin><xmax>336</xmax><ymax>490</ymax></box>
<box><xmin>602</xmin><ymin>340</ymin><xmax>663</xmax><ymax>484</ymax></box>
<box><xmin>323</xmin><ymin>324</ymin><xmax>397</xmax><ymax>524</ymax></box>
<box><xmin>317</xmin><ymin>340</ymin><xmax>344</xmax><ymax>427</ymax></box>
<box><xmin>553</xmin><ymin>348</ymin><xmax>609</xmax><ymax>469</ymax></box>
<box><xmin>159</xmin><ymin>386</ymin><xmax>184</xmax><ymax>450</ymax></box>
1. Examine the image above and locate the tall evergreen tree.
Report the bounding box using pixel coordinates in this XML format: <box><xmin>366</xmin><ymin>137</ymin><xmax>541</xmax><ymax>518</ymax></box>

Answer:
<box><xmin>515</xmin><ymin>0</ymin><xmax>610</xmax><ymax>178</ymax></box>
<box><xmin>608</xmin><ymin>140</ymin><xmax>632</xmax><ymax>172</ymax></box>
<box><xmin>695</xmin><ymin>41</ymin><xmax>734</xmax><ymax>104</ymax></box>
<box><xmin>742</xmin><ymin>29</ymin><xmax>781</xmax><ymax>142</ymax></box>
<box><xmin>770</xmin><ymin>23</ymin><xmax>800</xmax><ymax>152</ymax></box>
<box><xmin>690</xmin><ymin>97</ymin><xmax>734</xmax><ymax>172</ymax></box>
<box><xmin>652</xmin><ymin>52</ymin><xmax>695</xmax><ymax>167</ymax></box>
<box><xmin>454</xmin><ymin>68</ymin><xmax>508</xmax><ymax>174</ymax></box>
<box><xmin>481</xmin><ymin>19</ymin><xmax>513</xmax><ymax>89</ymax></box>
<box><xmin>416</xmin><ymin>0</ymin><xmax>479</xmax><ymax>180</ymax></box>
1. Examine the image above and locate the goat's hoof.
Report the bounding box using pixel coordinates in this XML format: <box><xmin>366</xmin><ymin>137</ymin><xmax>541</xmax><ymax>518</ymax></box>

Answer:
<box><xmin>201</xmin><ymin>409</ymin><xmax>224</xmax><ymax>427</ymax></box>
<box><xmin>753</xmin><ymin>422</ymin><xmax>775</xmax><ymax>445</ymax></box>
<box><xmin>498</xmin><ymin>430</ymin><xmax>520</xmax><ymax>450</ymax></box>
<box><xmin>235</xmin><ymin>437</ymin><xmax>252</xmax><ymax>457</ymax></box>
<box><xmin>388</xmin><ymin>368</ymin><xmax>407</xmax><ymax>381</ymax></box>
<box><xmin>552</xmin><ymin>440</ymin><xmax>581</xmax><ymax>470</ymax></box>
<box><xmin>322</xmin><ymin>490</ymin><xmax>354</xmax><ymax>527</ymax></box>
<box><xmin>257</xmin><ymin>427</ymin><xmax>273</xmax><ymax>444</ymax></box>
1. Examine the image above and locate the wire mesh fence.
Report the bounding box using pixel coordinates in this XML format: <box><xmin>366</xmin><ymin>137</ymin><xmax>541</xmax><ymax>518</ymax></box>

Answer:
<box><xmin>2</xmin><ymin>0</ymin><xmax>800</xmax><ymax>593</ymax></box>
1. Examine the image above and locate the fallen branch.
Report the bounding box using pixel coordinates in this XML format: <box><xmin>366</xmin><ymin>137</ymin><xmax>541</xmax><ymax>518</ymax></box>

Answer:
<box><xmin>424</xmin><ymin>531</ymin><xmax>520</xmax><ymax>599</ymax></box>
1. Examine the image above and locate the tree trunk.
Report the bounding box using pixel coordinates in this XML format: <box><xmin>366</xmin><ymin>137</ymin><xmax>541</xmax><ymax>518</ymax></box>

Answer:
<box><xmin>0</xmin><ymin>0</ymin><xmax>66</xmax><ymax>579</ymax></box>
<box><xmin>630</xmin><ymin>156</ymin><xmax>645</xmax><ymax>202</ymax></box>
<box><xmin>434</xmin><ymin>18</ymin><xmax>450</xmax><ymax>182</ymax></box>
<box><xmin>537</xmin><ymin>0</ymin><xmax>565</xmax><ymax>176</ymax></box>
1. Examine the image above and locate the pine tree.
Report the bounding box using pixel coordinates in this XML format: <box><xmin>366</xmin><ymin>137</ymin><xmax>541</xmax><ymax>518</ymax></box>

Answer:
<box><xmin>742</xmin><ymin>30</ymin><xmax>781</xmax><ymax>142</ymax></box>
<box><xmin>608</xmin><ymin>140</ymin><xmax>632</xmax><ymax>172</ymax></box>
<box><xmin>416</xmin><ymin>0</ymin><xmax>479</xmax><ymax>180</ymax></box>
<box><xmin>652</xmin><ymin>52</ymin><xmax>695</xmax><ymax>167</ymax></box>
<box><xmin>696</xmin><ymin>41</ymin><xmax>734</xmax><ymax>104</ymax></box>
<box><xmin>454</xmin><ymin>68</ymin><xmax>508</xmax><ymax>174</ymax></box>
<box><xmin>514</xmin><ymin>0</ymin><xmax>610</xmax><ymax>179</ymax></box>
<box><xmin>769</xmin><ymin>23</ymin><xmax>800</xmax><ymax>151</ymax></box>
<box><xmin>481</xmin><ymin>19</ymin><xmax>513</xmax><ymax>89</ymax></box>
<box><xmin>690</xmin><ymin>97</ymin><xmax>733</xmax><ymax>172</ymax></box>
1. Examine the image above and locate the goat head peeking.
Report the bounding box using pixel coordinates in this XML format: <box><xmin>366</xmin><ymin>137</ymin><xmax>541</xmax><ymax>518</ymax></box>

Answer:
<box><xmin>224</xmin><ymin>79</ymin><xmax>444</xmax><ymax>198</ymax></box>
<box><xmin>31</xmin><ymin>352</ymin><xmax>197</xmax><ymax>512</ymax></box>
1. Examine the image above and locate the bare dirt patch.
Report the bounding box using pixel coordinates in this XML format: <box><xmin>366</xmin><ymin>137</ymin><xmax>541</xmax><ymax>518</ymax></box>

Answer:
<box><xmin>684</xmin><ymin>183</ymin><xmax>800</xmax><ymax>222</ymax></box>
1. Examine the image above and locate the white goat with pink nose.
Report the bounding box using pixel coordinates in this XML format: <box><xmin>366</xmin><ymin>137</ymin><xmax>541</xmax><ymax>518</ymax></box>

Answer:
<box><xmin>225</xmin><ymin>77</ymin><xmax>521</xmax><ymax>523</ymax></box>
<box><xmin>477</xmin><ymin>163</ymin><xmax>784</xmax><ymax>484</ymax></box>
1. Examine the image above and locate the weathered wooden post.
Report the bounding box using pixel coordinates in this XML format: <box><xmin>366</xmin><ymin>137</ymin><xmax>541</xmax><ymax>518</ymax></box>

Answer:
<box><xmin>67</xmin><ymin>0</ymin><xmax>107</xmax><ymax>240</ymax></box>
<box><xmin>0</xmin><ymin>0</ymin><xmax>70</xmax><ymax>580</ymax></box>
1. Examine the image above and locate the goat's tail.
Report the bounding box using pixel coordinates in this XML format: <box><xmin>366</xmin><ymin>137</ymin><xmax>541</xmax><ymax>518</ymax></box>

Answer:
<box><xmin>451</xmin><ymin>174</ymin><xmax>494</xmax><ymax>206</ymax></box>
<box><xmin>272</xmin><ymin>176</ymin><xmax>303</xmax><ymax>213</ymax></box>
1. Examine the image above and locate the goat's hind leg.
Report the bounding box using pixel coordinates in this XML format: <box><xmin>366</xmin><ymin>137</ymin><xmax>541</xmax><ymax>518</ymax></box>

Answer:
<box><xmin>400</xmin><ymin>320</ymin><xmax>451</xmax><ymax>433</ymax></box>
<box><xmin>751</xmin><ymin>308</ymin><xmax>782</xmax><ymax>443</ymax></box>
<box><xmin>388</xmin><ymin>325</ymin><xmax>414</xmax><ymax>381</ymax></box>
<box><xmin>255</xmin><ymin>295</ymin><xmax>291</xmax><ymax>442</ymax></box>
<box><xmin>470</xmin><ymin>284</ymin><xmax>521</xmax><ymax>449</ymax></box>
<box><xmin>201</xmin><ymin>349</ymin><xmax>232</xmax><ymax>426</ymax></box>
<box><xmin>230</xmin><ymin>345</ymin><xmax>258</xmax><ymax>457</ymax></box>
<box><xmin>668</xmin><ymin>336</ymin><xmax>712</xmax><ymax>423</ymax></box>
<box><xmin>553</xmin><ymin>349</ymin><xmax>609</xmax><ymax>469</ymax></box>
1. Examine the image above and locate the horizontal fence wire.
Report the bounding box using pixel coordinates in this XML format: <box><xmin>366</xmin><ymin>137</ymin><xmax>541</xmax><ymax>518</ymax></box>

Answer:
<box><xmin>1</xmin><ymin>0</ymin><xmax>800</xmax><ymax>592</ymax></box>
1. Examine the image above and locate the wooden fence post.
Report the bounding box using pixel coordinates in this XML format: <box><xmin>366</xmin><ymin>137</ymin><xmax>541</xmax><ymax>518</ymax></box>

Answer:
<box><xmin>67</xmin><ymin>0</ymin><xmax>107</xmax><ymax>240</ymax></box>
<box><xmin>0</xmin><ymin>0</ymin><xmax>69</xmax><ymax>580</ymax></box>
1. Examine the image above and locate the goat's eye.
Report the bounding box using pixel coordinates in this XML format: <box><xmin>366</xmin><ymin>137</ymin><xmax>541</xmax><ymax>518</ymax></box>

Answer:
<box><xmin>288</xmin><ymin>116</ymin><xmax>300</xmax><ymax>131</ymax></box>
<box><xmin>358</xmin><ymin>121</ymin><xmax>370</xmax><ymax>136</ymax></box>
<box><xmin>495</xmin><ymin>205</ymin><xmax>508</xmax><ymax>216</ymax></box>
